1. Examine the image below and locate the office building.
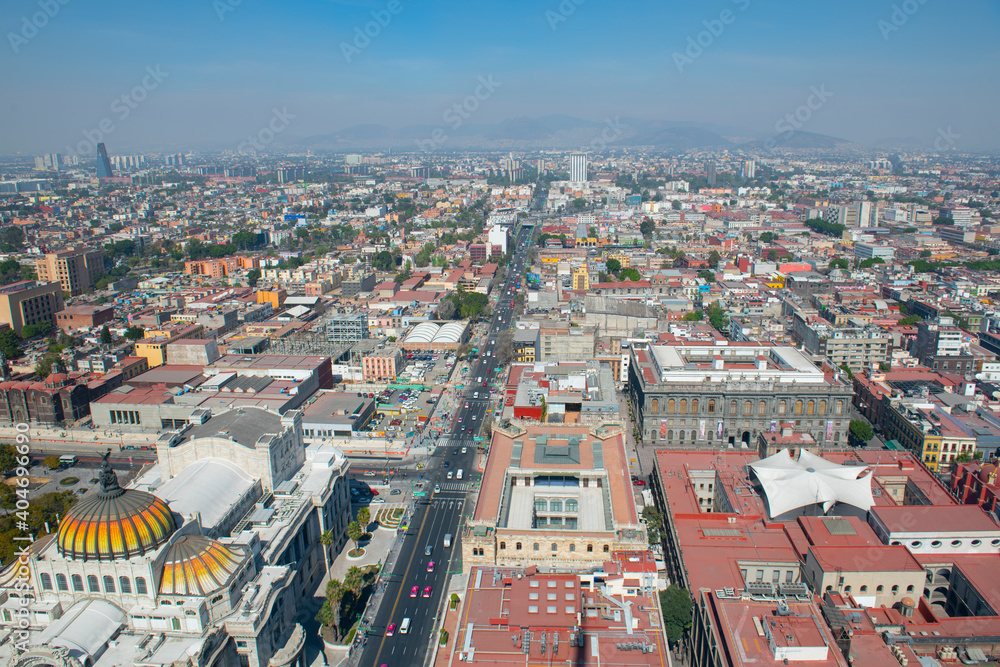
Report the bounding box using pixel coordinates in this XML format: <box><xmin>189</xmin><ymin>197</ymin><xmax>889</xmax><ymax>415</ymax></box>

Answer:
<box><xmin>853</xmin><ymin>242</ymin><xmax>894</xmax><ymax>262</ymax></box>
<box><xmin>35</xmin><ymin>248</ymin><xmax>106</xmax><ymax>296</ymax></box>
<box><xmin>463</xmin><ymin>421</ymin><xmax>647</xmax><ymax>569</ymax></box>
<box><xmin>706</xmin><ymin>161</ymin><xmax>717</xmax><ymax>186</ymax></box>
<box><xmin>628</xmin><ymin>342</ymin><xmax>853</xmax><ymax>449</ymax></box>
<box><xmin>0</xmin><ymin>280</ymin><xmax>64</xmax><ymax>334</ymax></box>
<box><xmin>96</xmin><ymin>143</ymin><xmax>114</xmax><ymax>178</ymax></box>
<box><xmin>538</xmin><ymin>322</ymin><xmax>598</xmax><ymax>361</ymax></box>
<box><xmin>569</xmin><ymin>154</ymin><xmax>588</xmax><ymax>183</ymax></box>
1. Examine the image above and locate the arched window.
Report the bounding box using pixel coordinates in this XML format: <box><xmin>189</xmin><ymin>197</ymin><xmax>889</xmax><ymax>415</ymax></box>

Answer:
<box><xmin>565</xmin><ymin>499</ymin><xmax>578</xmax><ymax>512</ymax></box>
<box><xmin>119</xmin><ymin>577</ymin><xmax>132</xmax><ymax>594</ymax></box>
<box><xmin>876</xmin><ymin>585</ymin><xmax>884</xmax><ymax>593</ymax></box>
<box><xmin>533</xmin><ymin>543</ymin><xmax>539</xmax><ymax>551</ymax></box>
<box><xmin>891</xmin><ymin>585</ymin><xmax>899</xmax><ymax>594</ymax></box>
<box><xmin>40</xmin><ymin>573</ymin><xmax>52</xmax><ymax>590</ymax></box>
<box><xmin>55</xmin><ymin>573</ymin><xmax>68</xmax><ymax>591</ymax></box>
<box><xmin>569</xmin><ymin>544</ymin><xmax>576</xmax><ymax>552</ymax></box>
<box><xmin>587</xmin><ymin>544</ymin><xmax>594</xmax><ymax>552</ymax></box>
<box><xmin>691</xmin><ymin>430</ymin><xmax>698</xmax><ymax>441</ymax></box>
<box><xmin>550</xmin><ymin>500</ymin><xmax>562</xmax><ymax>512</ymax></box>
<box><xmin>692</xmin><ymin>399</ymin><xmax>699</xmax><ymax>413</ymax></box>
<box><xmin>758</xmin><ymin>400</ymin><xmax>766</xmax><ymax>416</ymax></box>
<box><xmin>104</xmin><ymin>576</ymin><xmax>115</xmax><ymax>593</ymax></box>
<box><xmin>807</xmin><ymin>400</ymin><xmax>815</xmax><ymax>415</ymax></box>
<box><xmin>135</xmin><ymin>577</ymin><xmax>148</xmax><ymax>595</ymax></box>
<box><xmin>906</xmin><ymin>585</ymin><xmax>914</xmax><ymax>593</ymax></box>
<box><xmin>730</xmin><ymin>400</ymin><xmax>738</xmax><ymax>415</ymax></box>
<box><xmin>71</xmin><ymin>574</ymin><xmax>84</xmax><ymax>592</ymax></box>
<box><xmin>551</xmin><ymin>543</ymin><xmax>558</xmax><ymax>552</ymax></box>
<box><xmin>667</xmin><ymin>430</ymin><xmax>673</xmax><ymax>441</ymax></box>
<box><xmin>679</xmin><ymin>399</ymin><xmax>687</xmax><ymax>414</ymax></box>
<box><xmin>516</xmin><ymin>542</ymin><xmax>522</xmax><ymax>550</ymax></box>
<box><xmin>88</xmin><ymin>575</ymin><xmax>100</xmax><ymax>593</ymax></box>
<box><xmin>603</xmin><ymin>544</ymin><xmax>610</xmax><ymax>553</ymax></box>
<box><xmin>835</xmin><ymin>400</ymin><xmax>844</xmax><ymax>415</ymax></box>
<box><xmin>708</xmin><ymin>400</ymin><xmax>715</xmax><ymax>414</ymax></box>
<box><xmin>651</xmin><ymin>399</ymin><xmax>659</xmax><ymax>413</ymax></box>
<box><xmin>860</xmin><ymin>585</ymin><xmax>868</xmax><ymax>593</ymax></box>
<box><xmin>795</xmin><ymin>400</ymin><xmax>803</xmax><ymax>415</ymax></box>
<box><xmin>500</xmin><ymin>542</ymin><xmax>506</xmax><ymax>550</ymax></box>
<box><xmin>819</xmin><ymin>400</ymin><xmax>827</xmax><ymax>415</ymax></box>
<box><xmin>668</xmin><ymin>399</ymin><xmax>675</xmax><ymax>414</ymax></box>
<box><xmin>779</xmin><ymin>400</ymin><xmax>786</xmax><ymax>415</ymax></box>
<box><xmin>744</xmin><ymin>401</ymin><xmax>752</xmax><ymax>416</ymax></box>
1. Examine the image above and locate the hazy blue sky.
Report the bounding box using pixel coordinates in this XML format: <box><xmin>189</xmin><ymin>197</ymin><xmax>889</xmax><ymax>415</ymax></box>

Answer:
<box><xmin>2</xmin><ymin>0</ymin><xmax>999</xmax><ymax>154</ymax></box>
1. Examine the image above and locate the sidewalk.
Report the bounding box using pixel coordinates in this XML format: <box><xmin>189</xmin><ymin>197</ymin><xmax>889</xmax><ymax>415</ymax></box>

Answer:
<box><xmin>430</xmin><ymin>572</ymin><xmax>471</xmax><ymax>667</ymax></box>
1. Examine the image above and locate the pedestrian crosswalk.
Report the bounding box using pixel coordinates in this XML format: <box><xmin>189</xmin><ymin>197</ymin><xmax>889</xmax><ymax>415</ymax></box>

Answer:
<box><xmin>437</xmin><ymin>482</ymin><xmax>470</xmax><ymax>492</ymax></box>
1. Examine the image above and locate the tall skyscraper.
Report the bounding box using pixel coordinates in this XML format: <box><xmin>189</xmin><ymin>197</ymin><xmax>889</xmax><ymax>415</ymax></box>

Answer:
<box><xmin>706</xmin><ymin>161</ymin><xmax>717</xmax><ymax>186</ymax></box>
<box><xmin>96</xmin><ymin>143</ymin><xmax>114</xmax><ymax>178</ymax></box>
<box><xmin>741</xmin><ymin>159</ymin><xmax>756</xmax><ymax>179</ymax></box>
<box><xmin>570</xmin><ymin>154</ymin><xmax>588</xmax><ymax>183</ymax></box>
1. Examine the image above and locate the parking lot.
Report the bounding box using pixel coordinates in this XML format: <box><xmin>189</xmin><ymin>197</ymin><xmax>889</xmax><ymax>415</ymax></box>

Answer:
<box><xmin>354</xmin><ymin>386</ymin><xmax>438</xmax><ymax>439</ymax></box>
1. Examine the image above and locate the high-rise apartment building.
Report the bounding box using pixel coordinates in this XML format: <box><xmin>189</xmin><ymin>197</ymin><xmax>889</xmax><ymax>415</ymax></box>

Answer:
<box><xmin>569</xmin><ymin>154</ymin><xmax>588</xmax><ymax>183</ymax></box>
<box><xmin>706</xmin><ymin>161</ymin><xmax>717</xmax><ymax>186</ymax></box>
<box><xmin>35</xmin><ymin>248</ymin><xmax>105</xmax><ymax>296</ymax></box>
<box><xmin>0</xmin><ymin>280</ymin><xmax>64</xmax><ymax>334</ymax></box>
<box><xmin>96</xmin><ymin>143</ymin><xmax>114</xmax><ymax>178</ymax></box>
<box><xmin>741</xmin><ymin>159</ymin><xmax>756</xmax><ymax>179</ymax></box>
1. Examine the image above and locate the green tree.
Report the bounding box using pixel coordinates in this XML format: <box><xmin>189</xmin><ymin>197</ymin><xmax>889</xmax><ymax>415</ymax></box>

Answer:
<box><xmin>642</xmin><ymin>506</ymin><xmax>663</xmax><ymax>544</ymax></box>
<box><xmin>247</xmin><ymin>269</ymin><xmax>261</xmax><ymax>287</ymax></box>
<box><xmin>34</xmin><ymin>352</ymin><xmax>62</xmax><ymax>379</ymax></box>
<box><xmin>316</xmin><ymin>579</ymin><xmax>345</xmax><ymax>637</ymax></box>
<box><xmin>43</xmin><ymin>455</ymin><xmax>61</xmax><ymax>470</ymax></box>
<box><xmin>706</xmin><ymin>302</ymin><xmax>728</xmax><ymax>331</ymax></box>
<box><xmin>0</xmin><ymin>329</ymin><xmax>22</xmax><ymax>358</ymax></box>
<box><xmin>1</xmin><ymin>227</ymin><xmax>25</xmax><ymax>248</ymax></box>
<box><xmin>849</xmin><ymin>419</ymin><xmax>873</xmax><ymax>446</ymax></box>
<box><xmin>0</xmin><ymin>444</ymin><xmax>17</xmax><ymax>474</ymax></box>
<box><xmin>759</xmin><ymin>232</ymin><xmax>775</xmax><ymax>243</ymax></box>
<box><xmin>639</xmin><ymin>219</ymin><xmax>655</xmax><ymax>237</ymax></box>
<box><xmin>828</xmin><ymin>258</ymin><xmax>849</xmax><ymax>271</ymax></box>
<box><xmin>698</xmin><ymin>269</ymin><xmax>716</xmax><ymax>283</ymax></box>
<box><xmin>347</xmin><ymin>520</ymin><xmax>363</xmax><ymax>551</ymax></box>
<box><xmin>708</xmin><ymin>250</ymin><xmax>721</xmax><ymax>269</ymax></box>
<box><xmin>671</xmin><ymin>200</ymin><xmax>682</xmax><ymax>210</ymax></box>
<box><xmin>858</xmin><ymin>257</ymin><xmax>885</xmax><ymax>269</ymax></box>
<box><xmin>372</xmin><ymin>250</ymin><xmax>394</xmax><ymax>271</ymax></box>
<box><xmin>618</xmin><ymin>267</ymin><xmax>642</xmax><ymax>282</ymax></box>
<box><xmin>605</xmin><ymin>258</ymin><xmax>621</xmax><ymax>275</ymax></box>
<box><xmin>659</xmin><ymin>586</ymin><xmax>693</xmax><ymax>644</ymax></box>
<box><xmin>839</xmin><ymin>364</ymin><xmax>854</xmax><ymax>380</ymax></box>
<box><xmin>99</xmin><ymin>325</ymin><xmax>113</xmax><ymax>346</ymax></box>
<box><xmin>920</xmin><ymin>249</ymin><xmax>932</xmax><ymax>258</ymax></box>
<box><xmin>343</xmin><ymin>565</ymin><xmax>364</xmax><ymax>599</ymax></box>
<box><xmin>879</xmin><ymin>362</ymin><xmax>891</xmax><ymax>372</ymax></box>
<box><xmin>898</xmin><ymin>315</ymin><xmax>920</xmax><ymax>326</ymax></box>
<box><xmin>123</xmin><ymin>325</ymin><xmax>145</xmax><ymax>341</ymax></box>
<box><xmin>357</xmin><ymin>506</ymin><xmax>371</xmax><ymax>530</ymax></box>
<box><xmin>804</xmin><ymin>217</ymin><xmax>846</xmax><ymax>237</ymax></box>
<box><xmin>682</xmin><ymin>311</ymin><xmax>704</xmax><ymax>321</ymax></box>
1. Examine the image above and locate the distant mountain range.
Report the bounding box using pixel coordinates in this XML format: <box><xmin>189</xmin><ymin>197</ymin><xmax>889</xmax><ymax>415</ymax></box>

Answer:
<box><xmin>282</xmin><ymin>114</ymin><xmax>866</xmax><ymax>153</ymax></box>
<box><xmin>172</xmin><ymin>122</ymin><xmax>961</xmax><ymax>155</ymax></box>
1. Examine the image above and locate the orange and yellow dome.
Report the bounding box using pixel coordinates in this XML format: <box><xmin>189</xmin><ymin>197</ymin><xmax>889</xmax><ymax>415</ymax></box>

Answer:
<box><xmin>57</xmin><ymin>458</ymin><xmax>177</xmax><ymax>561</ymax></box>
<box><xmin>159</xmin><ymin>535</ymin><xmax>244</xmax><ymax>596</ymax></box>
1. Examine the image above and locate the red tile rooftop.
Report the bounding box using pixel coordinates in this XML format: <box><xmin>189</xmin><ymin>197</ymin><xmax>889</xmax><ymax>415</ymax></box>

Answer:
<box><xmin>704</xmin><ymin>593</ymin><xmax>848</xmax><ymax>666</ymax></box>
<box><xmin>809</xmin><ymin>545</ymin><xmax>924</xmax><ymax>573</ymax></box>
<box><xmin>871</xmin><ymin>504</ymin><xmax>1000</xmax><ymax>533</ymax></box>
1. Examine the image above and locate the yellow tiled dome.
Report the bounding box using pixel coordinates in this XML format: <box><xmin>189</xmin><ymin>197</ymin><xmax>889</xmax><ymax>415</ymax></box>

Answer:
<box><xmin>56</xmin><ymin>456</ymin><xmax>177</xmax><ymax>561</ymax></box>
<box><xmin>159</xmin><ymin>535</ymin><xmax>244</xmax><ymax>596</ymax></box>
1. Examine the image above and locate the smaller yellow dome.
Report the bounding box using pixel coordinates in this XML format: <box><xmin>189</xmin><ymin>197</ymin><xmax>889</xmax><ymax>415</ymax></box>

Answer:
<box><xmin>159</xmin><ymin>535</ymin><xmax>244</xmax><ymax>596</ymax></box>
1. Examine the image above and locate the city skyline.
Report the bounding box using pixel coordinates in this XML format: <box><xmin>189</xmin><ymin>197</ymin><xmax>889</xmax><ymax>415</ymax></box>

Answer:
<box><xmin>2</xmin><ymin>0</ymin><xmax>999</xmax><ymax>154</ymax></box>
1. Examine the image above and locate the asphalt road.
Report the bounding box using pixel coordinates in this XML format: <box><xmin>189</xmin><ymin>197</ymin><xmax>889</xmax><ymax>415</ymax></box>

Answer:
<box><xmin>358</xmin><ymin>223</ymin><xmax>533</xmax><ymax>667</ymax></box>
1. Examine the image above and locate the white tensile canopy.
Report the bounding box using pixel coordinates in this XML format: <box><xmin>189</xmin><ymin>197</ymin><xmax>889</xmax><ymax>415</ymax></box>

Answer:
<box><xmin>749</xmin><ymin>449</ymin><xmax>875</xmax><ymax>518</ymax></box>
